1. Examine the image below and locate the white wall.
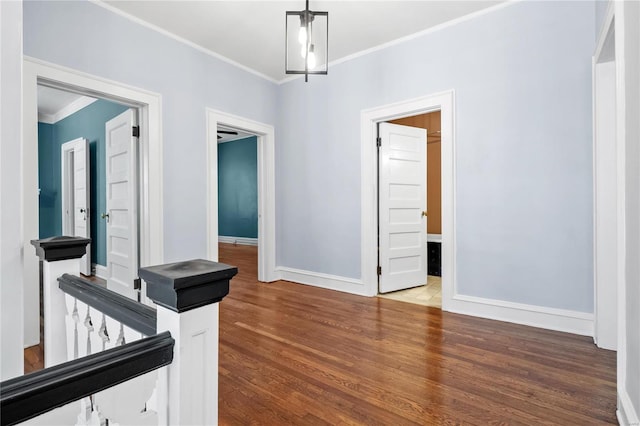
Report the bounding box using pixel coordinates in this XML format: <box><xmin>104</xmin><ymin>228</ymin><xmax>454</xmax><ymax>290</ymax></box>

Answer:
<box><xmin>22</xmin><ymin>0</ymin><xmax>278</xmax><ymax>264</ymax></box>
<box><xmin>0</xmin><ymin>0</ymin><xmax>25</xmax><ymax>380</ymax></box>
<box><xmin>277</xmin><ymin>1</ymin><xmax>596</xmax><ymax>313</ymax></box>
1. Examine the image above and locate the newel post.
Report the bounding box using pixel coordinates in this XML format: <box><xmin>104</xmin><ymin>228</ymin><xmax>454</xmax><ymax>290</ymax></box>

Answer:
<box><xmin>139</xmin><ymin>259</ymin><xmax>237</xmax><ymax>426</ymax></box>
<box><xmin>31</xmin><ymin>236</ymin><xmax>91</xmax><ymax>367</ymax></box>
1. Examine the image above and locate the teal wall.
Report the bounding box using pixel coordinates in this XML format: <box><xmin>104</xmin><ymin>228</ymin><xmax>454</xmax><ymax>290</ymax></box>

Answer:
<box><xmin>38</xmin><ymin>122</ymin><xmax>57</xmax><ymax>236</ymax></box>
<box><xmin>218</xmin><ymin>136</ymin><xmax>258</xmax><ymax>239</ymax></box>
<box><xmin>38</xmin><ymin>99</ymin><xmax>129</xmax><ymax>266</ymax></box>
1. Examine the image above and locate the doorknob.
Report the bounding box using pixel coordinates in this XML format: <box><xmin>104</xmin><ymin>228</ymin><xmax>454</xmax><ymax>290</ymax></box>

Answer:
<box><xmin>421</xmin><ymin>211</ymin><xmax>428</xmax><ymax>217</ymax></box>
<box><xmin>80</xmin><ymin>208</ymin><xmax>87</xmax><ymax>221</ymax></box>
<box><xmin>101</xmin><ymin>213</ymin><xmax>110</xmax><ymax>223</ymax></box>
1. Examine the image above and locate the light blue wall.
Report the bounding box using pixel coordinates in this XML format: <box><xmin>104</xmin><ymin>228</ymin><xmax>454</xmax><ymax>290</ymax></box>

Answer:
<box><xmin>277</xmin><ymin>1</ymin><xmax>596</xmax><ymax>313</ymax></box>
<box><xmin>25</xmin><ymin>0</ymin><xmax>598</xmax><ymax>313</ymax></box>
<box><xmin>218</xmin><ymin>137</ymin><xmax>258</xmax><ymax>239</ymax></box>
<box><xmin>23</xmin><ymin>0</ymin><xmax>278</xmax><ymax>263</ymax></box>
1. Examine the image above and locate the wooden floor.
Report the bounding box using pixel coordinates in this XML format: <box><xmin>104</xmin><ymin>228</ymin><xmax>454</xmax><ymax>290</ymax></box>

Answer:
<box><xmin>218</xmin><ymin>243</ymin><xmax>616</xmax><ymax>425</ymax></box>
<box><xmin>24</xmin><ymin>245</ymin><xmax>617</xmax><ymax>424</ymax></box>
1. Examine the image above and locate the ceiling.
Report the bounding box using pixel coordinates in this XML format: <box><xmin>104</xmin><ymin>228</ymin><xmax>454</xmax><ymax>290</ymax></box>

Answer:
<box><xmin>217</xmin><ymin>126</ymin><xmax>254</xmax><ymax>144</ymax></box>
<box><xmin>101</xmin><ymin>1</ymin><xmax>505</xmax><ymax>82</ymax></box>
<box><xmin>38</xmin><ymin>86</ymin><xmax>89</xmax><ymax>116</ymax></box>
<box><xmin>37</xmin><ymin>85</ymin><xmax>97</xmax><ymax>123</ymax></box>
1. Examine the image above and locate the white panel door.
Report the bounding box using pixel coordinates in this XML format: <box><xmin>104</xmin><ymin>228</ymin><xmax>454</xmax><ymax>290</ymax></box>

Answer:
<box><xmin>379</xmin><ymin>122</ymin><xmax>427</xmax><ymax>293</ymax></box>
<box><xmin>105</xmin><ymin>109</ymin><xmax>138</xmax><ymax>299</ymax></box>
<box><xmin>61</xmin><ymin>138</ymin><xmax>91</xmax><ymax>275</ymax></box>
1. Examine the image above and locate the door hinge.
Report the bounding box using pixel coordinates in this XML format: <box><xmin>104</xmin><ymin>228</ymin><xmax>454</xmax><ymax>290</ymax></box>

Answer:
<box><xmin>377</xmin><ymin>265</ymin><xmax>382</xmax><ymax>276</ymax></box>
<box><xmin>133</xmin><ymin>277</ymin><xmax>141</xmax><ymax>290</ymax></box>
<box><xmin>376</xmin><ymin>137</ymin><xmax>382</xmax><ymax>147</ymax></box>
<box><xmin>132</xmin><ymin>126</ymin><xmax>140</xmax><ymax>138</ymax></box>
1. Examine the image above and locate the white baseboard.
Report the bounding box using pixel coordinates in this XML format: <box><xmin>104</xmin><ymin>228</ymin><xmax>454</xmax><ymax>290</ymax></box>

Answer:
<box><xmin>218</xmin><ymin>236</ymin><xmax>258</xmax><ymax>246</ymax></box>
<box><xmin>618</xmin><ymin>389</ymin><xmax>640</xmax><ymax>426</ymax></box>
<box><xmin>93</xmin><ymin>264</ymin><xmax>107</xmax><ymax>280</ymax></box>
<box><xmin>276</xmin><ymin>266</ymin><xmax>368</xmax><ymax>296</ymax></box>
<box><xmin>427</xmin><ymin>233</ymin><xmax>442</xmax><ymax>243</ymax></box>
<box><xmin>446</xmin><ymin>294</ymin><xmax>594</xmax><ymax>336</ymax></box>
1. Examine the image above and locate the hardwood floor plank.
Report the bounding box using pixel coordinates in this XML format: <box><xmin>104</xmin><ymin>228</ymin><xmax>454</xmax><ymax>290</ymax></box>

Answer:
<box><xmin>218</xmin><ymin>243</ymin><xmax>616</xmax><ymax>425</ymax></box>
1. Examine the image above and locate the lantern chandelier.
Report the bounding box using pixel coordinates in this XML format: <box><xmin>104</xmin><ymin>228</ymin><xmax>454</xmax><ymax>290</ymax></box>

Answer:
<box><xmin>285</xmin><ymin>0</ymin><xmax>328</xmax><ymax>82</ymax></box>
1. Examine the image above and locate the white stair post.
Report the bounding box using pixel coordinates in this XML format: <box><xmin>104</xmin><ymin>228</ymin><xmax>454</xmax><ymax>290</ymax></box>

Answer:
<box><xmin>31</xmin><ymin>236</ymin><xmax>91</xmax><ymax>367</ymax></box>
<box><xmin>140</xmin><ymin>259</ymin><xmax>237</xmax><ymax>426</ymax></box>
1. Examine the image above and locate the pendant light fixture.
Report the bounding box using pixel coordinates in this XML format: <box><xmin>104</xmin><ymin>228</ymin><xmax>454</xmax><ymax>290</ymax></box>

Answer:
<box><xmin>285</xmin><ymin>0</ymin><xmax>328</xmax><ymax>82</ymax></box>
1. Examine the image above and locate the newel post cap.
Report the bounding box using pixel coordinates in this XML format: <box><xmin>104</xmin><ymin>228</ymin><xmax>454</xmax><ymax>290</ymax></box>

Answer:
<box><xmin>30</xmin><ymin>236</ymin><xmax>91</xmax><ymax>262</ymax></box>
<box><xmin>139</xmin><ymin>259</ymin><xmax>237</xmax><ymax>313</ymax></box>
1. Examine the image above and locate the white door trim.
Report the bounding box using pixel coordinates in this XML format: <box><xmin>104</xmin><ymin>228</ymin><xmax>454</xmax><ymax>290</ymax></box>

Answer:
<box><xmin>22</xmin><ymin>57</ymin><xmax>164</xmax><ymax>345</ymax></box>
<box><xmin>360</xmin><ymin>90</ymin><xmax>455</xmax><ymax>305</ymax></box>
<box><xmin>592</xmin><ymin>0</ymin><xmax>617</xmax><ymax>351</ymax></box>
<box><xmin>61</xmin><ymin>137</ymin><xmax>91</xmax><ymax>275</ymax></box>
<box><xmin>205</xmin><ymin>108</ymin><xmax>277</xmax><ymax>282</ymax></box>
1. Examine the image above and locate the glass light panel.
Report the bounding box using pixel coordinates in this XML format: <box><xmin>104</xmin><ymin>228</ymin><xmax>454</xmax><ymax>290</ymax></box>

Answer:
<box><xmin>285</xmin><ymin>11</ymin><xmax>328</xmax><ymax>76</ymax></box>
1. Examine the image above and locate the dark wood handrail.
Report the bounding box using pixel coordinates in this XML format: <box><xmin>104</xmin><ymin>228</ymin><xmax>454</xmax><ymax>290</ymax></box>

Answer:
<box><xmin>58</xmin><ymin>273</ymin><xmax>157</xmax><ymax>336</ymax></box>
<box><xmin>0</xmin><ymin>331</ymin><xmax>174</xmax><ymax>426</ymax></box>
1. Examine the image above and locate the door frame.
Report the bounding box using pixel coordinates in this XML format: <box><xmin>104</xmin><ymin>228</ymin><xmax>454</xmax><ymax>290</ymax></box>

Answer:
<box><xmin>592</xmin><ymin>1</ymin><xmax>617</xmax><ymax>351</ymax></box>
<box><xmin>60</xmin><ymin>137</ymin><xmax>91</xmax><ymax>275</ymax></box>
<box><xmin>361</xmin><ymin>90</ymin><xmax>455</xmax><ymax>307</ymax></box>
<box><xmin>23</xmin><ymin>57</ymin><xmax>163</xmax><ymax>346</ymax></box>
<box><xmin>206</xmin><ymin>108</ymin><xmax>277</xmax><ymax>282</ymax></box>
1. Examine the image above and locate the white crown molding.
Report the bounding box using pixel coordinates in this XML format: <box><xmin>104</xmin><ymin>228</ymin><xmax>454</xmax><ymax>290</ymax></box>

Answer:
<box><xmin>217</xmin><ymin>134</ymin><xmax>254</xmax><ymax>144</ymax></box>
<box><xmin>38</xmin><ymin>112</ymin><xmax>55</xmax><ymax>124</ymax></box>
<box><xmin>90</xmin><ymin>0</ymin><xmax>517</xmax><ymax>86</ymax></box>
<box><xmin>275</xmin><ymin>266</ymin><xmax>367</xmax><ymax>296</ymax></box>
<box><xmin>46</xmin><ymin>96</ymin><xmax>99</xmax><ymax>124</ymax></box>
<box><xmin>218</xmin><ymin>236</ymin><xmax>258</xmax><ymax>246</ymax></box>
<box><xmin>279</xmin><ymin>0</ymin><xmax>519</xmax><ymax>85</ymax></box>
<box><xmin>90</xmin><ymin>0</ymin><xmax>278</xmax><ymax>84</ymax></box>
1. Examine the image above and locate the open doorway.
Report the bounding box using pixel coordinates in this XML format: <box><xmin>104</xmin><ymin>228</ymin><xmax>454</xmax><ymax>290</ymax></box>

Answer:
<box><xmin>37</xmin><ymin>84</ymin><xmax>141</xmax><ymax>299</ymax></box>
<box><xmin>206</xmin><ymin>109</ymin><xmax>277</xmax><ymax>284</ymax></box>
<box><xmin>23</xmin><ymin>59</ymin><xmax>163</xmax><ymax>348</ymax></box>
<box><xmin>360</xmin><ymin>91</ymin><xmax>454</xmax><ymax>311</ymax></box>
<box><xmin>377</xmin><ymin>111</ymin><xmax>443</xmax><ymax>308</ymax></box>
<box><xmin>216</xmin><ymin>125</ymin><xmax>259</xmax><ymax>279</ymax></box>
<box><xmin>37</xmin><ymin>85</ymin><xmax>134</xmax><ymax>280</ymax></box>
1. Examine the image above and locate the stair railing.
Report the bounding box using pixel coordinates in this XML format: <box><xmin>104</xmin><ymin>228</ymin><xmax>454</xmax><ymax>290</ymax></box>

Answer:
<box><xmin>0</xmin><ymin>236</ymin><xmax>237</xmax><ymax>426</ymax></box>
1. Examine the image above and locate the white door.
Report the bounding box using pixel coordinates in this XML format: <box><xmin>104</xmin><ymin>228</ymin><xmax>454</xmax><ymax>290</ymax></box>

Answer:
<box><xmin>105</xmin><ymin>109</ymin><xmax>139</xmax><ymax>299</ymax></box>
<box><xmin>61</xmin><ymin>138</ymin><xmax>91</xmax><ymax>275</ymax></box>
<box><xmin>378</xmin><ymin>122</ymin><xmax>428</xmax><ymax>293</ymax></box>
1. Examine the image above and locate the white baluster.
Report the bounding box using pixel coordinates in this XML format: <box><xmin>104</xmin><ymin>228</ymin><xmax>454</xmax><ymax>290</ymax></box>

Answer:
<box><xmin>75</xmin><ymin>398</ymin><xmax>91</xmax><ymax>426</ymax></box>
<box><xmin>72</xmin><ymin>300</ymin><xmax>80</xmax><ymax>360</ymax></box>
<box><xmin>102</xmin><ymin>316</ymin><xmax>119</xmax><ymax>350</ymax></box>
<box><xmin>98</xmin><ymin>313</ymin><xmax>110</xmax><ymax>351</ymax></box>
<box><xmin>94</xmin><ymin>371</ymin><xmax>158</xmax><ymax>426</ymax></box>
<box><xmin>76</xmin><ymin>301</ymin><xmax>89</xmax><ymax>358</ymax></box>
<box><xmin>84</xmin><ymin>306</ymin><xmax>93</xmax><ymax>355</ymax></box>
<box><xmin>115</xmin><ymin>323</ymin><xmax>126</xmax><ymax>346</ymax></box>
<box><xmin>64</xmin><ymin>295</ymin><xmax>77</xmax><ymax>362</ymax></box>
